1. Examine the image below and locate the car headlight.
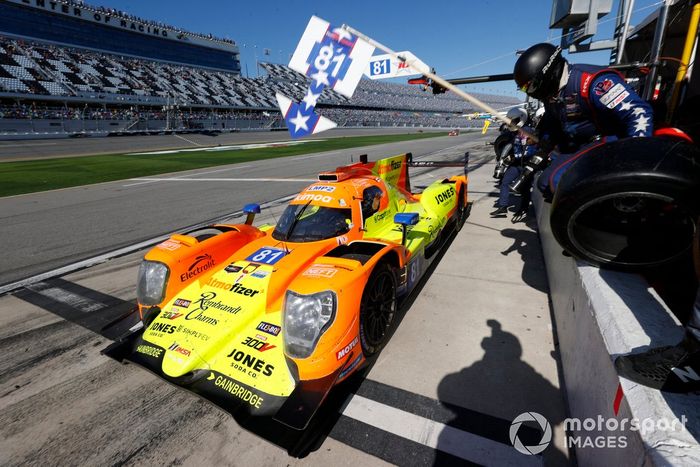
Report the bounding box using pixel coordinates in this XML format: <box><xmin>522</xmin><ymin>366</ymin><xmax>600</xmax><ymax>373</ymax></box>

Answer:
<box><xmin>136</xmin><ymin>261</ymin><xmax>169</xmax><ymax>306</ymax></box>
<box><xmin>283</xmin><ymin>290</ymin><xmax>336</xmax><ymax>359</ymax></box>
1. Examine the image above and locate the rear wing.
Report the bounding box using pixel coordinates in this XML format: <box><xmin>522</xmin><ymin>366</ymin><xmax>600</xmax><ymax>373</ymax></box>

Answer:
<box><xmin>360</xmin><ymin>152</ymin><xmax>469</xmax><ymax>193</ymax></box>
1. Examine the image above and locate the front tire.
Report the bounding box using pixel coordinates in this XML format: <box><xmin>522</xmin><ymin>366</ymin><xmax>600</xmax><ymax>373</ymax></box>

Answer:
<box><xmin>359</xmin><ymin>263</ymin><xmax>397</xmax><ymax>356</ymax></box>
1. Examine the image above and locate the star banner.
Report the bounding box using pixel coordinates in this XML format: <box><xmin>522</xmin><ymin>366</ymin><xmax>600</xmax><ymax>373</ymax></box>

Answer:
<box><xmin>289</xmin><ymin>16</ymin><xmax>375</xmax><ymax>98</ymax></box>
<box><xmin>277</xmin><ymin>16</ymin><xmax>375</xmax><ymax>139</ymax></box>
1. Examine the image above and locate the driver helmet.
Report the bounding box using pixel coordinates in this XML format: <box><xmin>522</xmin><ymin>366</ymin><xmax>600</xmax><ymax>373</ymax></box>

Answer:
<box><xmin>514</xmin><ymin>43</ymin><xmax>567</xmax><ymax>101</ymax></box>
<box><xmin>361</xmin><ymin>186</ymin><xmax>383</xmax><ymax>220</ymax></box>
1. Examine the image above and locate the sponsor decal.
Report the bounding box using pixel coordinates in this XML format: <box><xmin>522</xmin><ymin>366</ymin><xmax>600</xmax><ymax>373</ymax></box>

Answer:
<box><xmin>339</xmin><ymin>199</ymin><xmax>347</xmax><ymax>207</ymax></box>
<box><xmin>229</xmin><ymin>283</ymin><xmax>261</xmax><ymax>297</ymax></box>
<box><xmin>306</xmin><ymin>185</ymin><xmax>336</xmax><ymax>192</ymax></box>
<box><xmin>161</xmin><ymin>311</ymin><xmax>183</xmax><ymax>320</ymax></box>
<box><xmin>250</xmin><ymin>271</ymin><xmax>269</xmax><ymax>279</ymax></box>
<box><xmin>256</xmin><ymin>321</ymin><xmax>281</xmax><ymax>336</ymax></box>
<box><xmin>173</xmin><ymin>298</ymin><xmax>191</xmax><ymax>308</ymax></box>
<box><xmin>242</xmin><ymin>264</ymin><xmax>259</xmax><ymax>275</ymax></box>
<box><xmin>241</xmin><ymin>336</ymin><xmax>277</xmax><ymax>352</ymax></box>
<box><xmin>336</xmin><ymin>235</ymin><xmax>349</xmax><ymax>246</ymax></box>
<box><xmin>183</xmin><ymin>292</ymin><xmax>241</xmax><ymax>326</ymax></box>
<box><xmin>337</xmin><ymin>336</ymin><xmax>359</xmax><ymax>360</ymax></box>
<box><xmin>606</xmin><ymin>90</ymin><xmax>629</xmax><ymax>109</ymax></box>
<box><xmin>294</xmin><ymin>193</ymin><xmax>333</xmax><ymax>204</ymax></box>
<box><xmin>175</xmin><ymin>325</ymin><xmax>210</xmax><ymax>341</ymax></box>
<box><xmin>227</xmin><ymin>348</ymin><xmax>275</xmax><ymax>377</ymax></box>
<box><xmin>376</xmin><ymin>159</ymin><xmax>402</xmax><ymax>174</ymax></box>
<box><xmin>303</xmin><ymin>264</ymin><xmax>338</xmax><ymax>279</ymax></box>
<box><xmin>541</xmin><ymin>46</ymin><xmax>561</xmax><ymax>75</ymax></box>
<box><xmin>339</xmin><ymin>354</ymin><xmax>362</xmax><ymax>379</ymax></box>
<box><xmin>149</xmin><ymin>322</ymin><xmax>177</xmax><ymax>334</ymax></box>
<box><xmin>208</xmin><ymin>278</ymin><xmax>261</xmax><ymax>297</ymax></box>
<box><xmin>435</xmin><ymin>186</ymin><xmax>455</xmax><ymax>205</ymax></box>
<box><xmin>599</xmin><ymin>83</ymin><xmax>626</xmax><ymax>106</ymax></box>
<box><xmin>581</xmin><ymin>74</ymin><xmax>593</xmax><ymax>97</ymax></box>
<box><xmin>373</xmin><ymin>210</ymin><xmax>390</xmax><ymax>222</ymax></box>
<box><xmin>225</xmin><ymin>264</ymin><xmax>243</xmax><ymax>273</ymax></box>
<box><xmin>207</xmin><ymin>277</ymin><xmax>234</xmax><ymax>290</ymax></box>
<box><xmin>180</xmin><ymin>254</ymin><xmax>215</xmax><ymax>282</ymax></box>
<box><xmin>157</xmin><ymin>239</ymin><xmax>181</xmax><ymax>251</ymax></box>
<box><xmin>192</xmin><ymin>292</ymin><xmax>241</xmax><ymax>315</ymax></box>
<box><xmin>168</xmin><ymin>342</ymin><xmax>191</xmax><ymax>357</ymax></box>
<box><xmin>136</xmin><ymin>344</ymin><xmax>163</xmax><ymax>358</ymax></box>
<box><xmin>594</xmin><ymin>78</ymin><xmax>613</xmax><ymax>96</ymax></box>
<box><xmin>209</xmin><ymin>373</ymin><xmax>264</xmax><ymax>409</ymax></box>
<box><xmin>255</xmin><ymin>333</ymin><xmax>268</xmax><ymax>341</ymax></box>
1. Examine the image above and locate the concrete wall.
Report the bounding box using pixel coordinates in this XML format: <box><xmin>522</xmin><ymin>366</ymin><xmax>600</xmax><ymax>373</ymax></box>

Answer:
<box><xmin>533</xmin><ymin>189</ymin><xmax>700</xmax><ymax>465</ymax></box>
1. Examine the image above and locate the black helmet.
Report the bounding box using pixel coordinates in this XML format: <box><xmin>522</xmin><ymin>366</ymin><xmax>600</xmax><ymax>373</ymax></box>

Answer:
<box><xmin>514</xmin><ymin>43</ymin><xmax>566</xmax><ymax>100</ymax></box>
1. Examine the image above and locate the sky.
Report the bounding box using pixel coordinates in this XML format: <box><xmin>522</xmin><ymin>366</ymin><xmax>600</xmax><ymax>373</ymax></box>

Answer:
<box><xmin>96</xmin><ymin>0</ymin><xmax>663</xmax><ymax>100</ymax></box>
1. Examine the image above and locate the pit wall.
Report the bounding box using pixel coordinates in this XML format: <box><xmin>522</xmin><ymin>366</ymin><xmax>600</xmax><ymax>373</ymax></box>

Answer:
<box><xmin>533</xmin><ymin>189</ymin><xmax>700</xmax><ymax>466</ymax></box>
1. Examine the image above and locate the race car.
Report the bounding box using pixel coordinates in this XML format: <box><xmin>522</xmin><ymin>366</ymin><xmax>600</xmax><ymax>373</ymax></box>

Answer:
<box><xmin>104</xmin><ymin>152</ymin><xmax>470</xmax><ymax>430</ymax></box>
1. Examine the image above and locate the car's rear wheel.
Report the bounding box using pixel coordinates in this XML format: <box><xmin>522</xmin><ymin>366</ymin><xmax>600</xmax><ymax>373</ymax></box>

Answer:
<box><xmin>359</xmin><ymin>263</ymin><xmax>397</xmax><ymax>356</ymax></box>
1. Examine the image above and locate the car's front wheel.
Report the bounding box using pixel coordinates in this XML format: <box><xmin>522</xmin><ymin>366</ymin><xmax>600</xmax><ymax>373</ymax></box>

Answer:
<box><xmin>359</xmin><ymin>263</ymin><xmax>397</xmax><ymax>356</ymax></box>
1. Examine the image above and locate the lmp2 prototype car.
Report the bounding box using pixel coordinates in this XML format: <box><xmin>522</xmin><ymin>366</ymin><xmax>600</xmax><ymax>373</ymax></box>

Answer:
<box><xmin>104</xmin><ymin>152</ymin><xmax>470</xmax><ymax>429</ymax></box>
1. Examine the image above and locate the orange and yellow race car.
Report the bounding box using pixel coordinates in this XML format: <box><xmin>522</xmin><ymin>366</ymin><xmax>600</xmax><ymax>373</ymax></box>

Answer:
<box><xmin>104</xmin><ymin>152</ymin><xmax>470</xmax><ymax>430</ymax></box>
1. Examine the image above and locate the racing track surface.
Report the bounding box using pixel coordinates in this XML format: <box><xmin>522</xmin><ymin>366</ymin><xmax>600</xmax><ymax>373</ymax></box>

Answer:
<box><xmin>0</xmin><ymin>130</ymin><xmax>570</xmax><ymax>465</ymax></box>
<box><xmin>0</xmin><ymin>127</ymin><xmax>431</xmax><ymax>161</ymax></box>
<box><xmin>0</xmin><ymin>130</ymin><xmax>476</xmax><ymax>287</ymax></box>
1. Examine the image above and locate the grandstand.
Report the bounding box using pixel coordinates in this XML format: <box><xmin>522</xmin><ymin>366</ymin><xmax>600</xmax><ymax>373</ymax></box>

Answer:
<box><xmin>0</xmin><ymin>1</ymin><xmax>521</xmax><ymax>138</ymax></box>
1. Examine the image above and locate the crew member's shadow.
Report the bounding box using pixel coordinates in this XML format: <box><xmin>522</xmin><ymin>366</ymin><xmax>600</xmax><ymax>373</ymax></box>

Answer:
<box><xmin>500</xmin><ymin>226</ymin><xmax>549</xmax><ymax>293</ymax></box>
<box><xmin>435</xmin><ymin>320</ymin><xmax>570</xmax><ymax>466</ymax></box>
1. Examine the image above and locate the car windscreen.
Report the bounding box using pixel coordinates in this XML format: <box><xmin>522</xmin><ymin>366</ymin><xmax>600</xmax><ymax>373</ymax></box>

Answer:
<box><xmin>272</xmin><ymin>204</ymin><xmax>352</xmax><ymax>242</ymax></box>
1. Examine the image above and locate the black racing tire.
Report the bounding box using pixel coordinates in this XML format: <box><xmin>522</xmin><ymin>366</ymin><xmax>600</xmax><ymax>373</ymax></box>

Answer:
<box><xmin>359</xmin><ymin>263</ymin><xmax>397</xmax><ymax>356</ymax></box>
<box><xmin>550</xmin><ymin>137</ymin><xmax>700</xmax><ymax>271</ymax></box>
<box><xmin>493</xmin><ymin>133</ymin><xmax>513</xmax><ymax>159</ymax></box>
<box><xmin>455</xmin><ymin>186</ymin><xmax>467</xmax><ymax>232</ymax></box>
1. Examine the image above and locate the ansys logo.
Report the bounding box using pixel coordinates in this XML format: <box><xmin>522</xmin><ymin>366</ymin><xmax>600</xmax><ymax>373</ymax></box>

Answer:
<box><xmin>510</xmin><ymin>412</ymin><xmax>552</xmax><ymax>455</ymax></box>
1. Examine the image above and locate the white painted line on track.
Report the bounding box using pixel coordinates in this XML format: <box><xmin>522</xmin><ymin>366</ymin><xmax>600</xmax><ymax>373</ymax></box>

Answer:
<box><xmin>126</xmin><ymin>177</ymin><xmax>316</xmax><ymax>183</ymax></box>
<box><xmin>173</xmin><ymin>134</ymin><xmax>203</xmax><ymax>147</ymax></box>
<box><xmin>0</xmin><ymin>141</ymin><xmax>58</xmax><ymax>148</ymax></box>
<box><xmin>342</xmin><ymin>394</ymin><xmax>542</xmax><ymax>466</ymax></box>
<box><xmin>123</xmin><ymin>165</ymin><xmax>252</xmax><ymax>187</ymax></box>
<box><xmin>0</xmin><ymin>194</ymin><xmax>296</xmax><ymax>296</ymax></box>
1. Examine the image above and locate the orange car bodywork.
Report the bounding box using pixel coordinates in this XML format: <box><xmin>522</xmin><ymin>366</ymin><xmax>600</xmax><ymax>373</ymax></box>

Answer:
<box><xmin>106</xmin><ymin>152</ymin><xmax>468</xmax><ymax>428</ymax></box>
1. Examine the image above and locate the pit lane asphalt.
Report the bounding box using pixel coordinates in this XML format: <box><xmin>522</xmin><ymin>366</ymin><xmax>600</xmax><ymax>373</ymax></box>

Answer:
<box><xmin>0</xmin><ymin>130</ymin><xmax>570</xmax><ymax>465</ymax></box>
<box><xmin>0</xmin><ymin>130</ymin><xmax>479</xmax><ymax>287</ymax></box>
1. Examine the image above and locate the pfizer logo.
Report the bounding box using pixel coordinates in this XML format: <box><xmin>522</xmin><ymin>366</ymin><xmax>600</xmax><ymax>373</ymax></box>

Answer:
<box><xmin>510</xmin><ymin>412</ymin><xmax>552</xmax><ymax>455</ymax></box>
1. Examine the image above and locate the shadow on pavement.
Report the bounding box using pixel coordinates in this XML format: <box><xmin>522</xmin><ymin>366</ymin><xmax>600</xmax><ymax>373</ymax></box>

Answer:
<box><xmin>435</xmin><ymin>320</ymin><xmax>570</xmax><ymax>466</ymax></box>
<box><xmin>499</xmin><ymin>225</ymin><xmax>549</xmax><ymax>294</ymax></box>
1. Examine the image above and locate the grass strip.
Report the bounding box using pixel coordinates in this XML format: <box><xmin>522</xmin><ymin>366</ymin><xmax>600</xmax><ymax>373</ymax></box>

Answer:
<box><xmin>0</xmin><ymin>132</ymin><xmax>443</xmax><ymax>197</ymax></box>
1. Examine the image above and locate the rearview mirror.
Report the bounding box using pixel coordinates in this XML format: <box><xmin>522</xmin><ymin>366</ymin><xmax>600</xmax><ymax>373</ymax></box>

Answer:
<box><xmin>243</xmin><ymin>203</ymin><xmax>261</xmax><ymax>225</ymax></box>
<box><xmin>394</xmin><ymin>212</ymin><xmax>419</xmax><ymax>245</ymax></box>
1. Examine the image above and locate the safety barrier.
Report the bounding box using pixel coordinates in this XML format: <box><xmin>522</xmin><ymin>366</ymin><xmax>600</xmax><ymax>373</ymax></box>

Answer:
<box><xmin>533</xmin><ymin>189</ymin><xmax>700</xmax><ymax>465</ymax></box>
